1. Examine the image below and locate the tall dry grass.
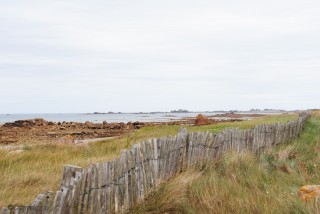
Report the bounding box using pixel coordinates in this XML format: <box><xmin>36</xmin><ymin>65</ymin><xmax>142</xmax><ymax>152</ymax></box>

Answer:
<box><xmin>0</xmin><ymin>113</ymin><xmax>297</xmax><ymax>207</ymax></box>
<box><xmin>132</xmin><ymin>112</ymin><xmax>320</xmax><ymax>213</ymax></box>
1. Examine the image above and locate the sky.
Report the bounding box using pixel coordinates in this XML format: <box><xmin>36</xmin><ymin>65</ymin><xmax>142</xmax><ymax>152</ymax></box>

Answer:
<box><xmin>0</xmin><ymin>0</ymin><xmax>319</xmax><ymax>113</ymax></box>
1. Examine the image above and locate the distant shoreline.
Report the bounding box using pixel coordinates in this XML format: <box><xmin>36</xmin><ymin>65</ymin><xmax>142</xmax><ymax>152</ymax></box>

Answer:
<box><xmin>1</xmin><ymin>109</ymin><xmax>290</xmax><ymax>115</ymax></box>
<box><xmin>0</xmin><ymin>112</ymin><xmax>286</xmax><ymax>145</ymax></box>
<box><xmin>0</xmin><ymin>111</ymin><xmax>292</xmax><ymax>125</ymax></box>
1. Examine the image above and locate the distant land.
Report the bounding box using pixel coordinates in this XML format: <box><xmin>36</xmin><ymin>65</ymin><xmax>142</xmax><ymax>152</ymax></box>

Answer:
<box><xmin>88</xmin><ymin>109</ymin><xmax>289</xmax><ymax>115</ymax></box>
<box><xmin>92</xmin><ymin>112</ymin><xmax>121</xmax><ymax>114</ymax></box>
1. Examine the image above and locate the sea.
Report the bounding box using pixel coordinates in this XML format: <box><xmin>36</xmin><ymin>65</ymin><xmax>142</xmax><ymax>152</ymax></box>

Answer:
<box><xmin>0</xmin><ymin>111</ymin><xmax>283</xmax><ymax>124</ymax></box>
<box><xmin>0</xmin><ymin>112</ymin><xmax>222</xmax><ymax>124</ymax></box>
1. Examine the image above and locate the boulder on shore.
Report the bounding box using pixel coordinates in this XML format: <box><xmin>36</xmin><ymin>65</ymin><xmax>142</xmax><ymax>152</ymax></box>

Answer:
<box><xmin>298</xmin><ymin>185</ymin><xmax>320</xmax><ymax>201</ymax></box>
<box><xmin>3</xmin><ymin>118</ymin><xmax>49</xmax><ymax>127</ymax></box>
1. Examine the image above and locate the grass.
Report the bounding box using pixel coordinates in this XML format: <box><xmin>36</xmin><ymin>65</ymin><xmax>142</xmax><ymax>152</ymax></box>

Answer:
<box><xmin>131</xmin><ymin>112</ymin><xmax>320</xmax><ymax>214</ymax></box>
<box><xmin>0</xmin><ymin>113</ymin><xmax>297</xmax><ymax>207</ymax></box>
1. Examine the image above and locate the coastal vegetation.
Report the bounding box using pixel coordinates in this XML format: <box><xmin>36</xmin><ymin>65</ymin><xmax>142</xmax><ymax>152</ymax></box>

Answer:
<box><xmin>0</xmin><ymin>113</ymin><xmax>299</xmax><ymax>207</ymax></box>
<box><xmin>132</xmin><ymin>111</ymin><xmax>320</xmax><ymax>213</ymax></box>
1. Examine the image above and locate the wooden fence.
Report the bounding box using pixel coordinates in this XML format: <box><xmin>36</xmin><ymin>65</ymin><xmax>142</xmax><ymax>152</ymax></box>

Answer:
<box><xmin>1</xmin><ymin>112</ymin><xmax>311</xmax><ymax>214</ymax></box>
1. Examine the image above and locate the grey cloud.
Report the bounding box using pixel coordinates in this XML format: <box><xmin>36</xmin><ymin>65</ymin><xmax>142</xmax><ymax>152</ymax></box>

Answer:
<box><xmin>0</xmin><ymin>0</ymin><xmax>319</xmax><ymax>113</ymax></box>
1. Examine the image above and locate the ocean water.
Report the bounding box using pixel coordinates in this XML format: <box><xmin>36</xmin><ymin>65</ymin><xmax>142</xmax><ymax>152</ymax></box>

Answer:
<box><xmin>0</xmin><ymin>112</ymin><xmax>225</xmax><ymax>124</ymax></box>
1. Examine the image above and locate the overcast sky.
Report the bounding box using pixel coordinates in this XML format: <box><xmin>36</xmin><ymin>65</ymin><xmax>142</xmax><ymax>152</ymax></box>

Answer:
<box><xmin>0</xmin><ymin>0</ymin><xmax>319</xmax><ymax>113</ymax></box>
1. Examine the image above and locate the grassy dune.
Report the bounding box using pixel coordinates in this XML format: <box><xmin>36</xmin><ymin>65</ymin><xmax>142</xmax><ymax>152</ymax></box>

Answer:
<box><xmin>0</xmin><ymin>113</ymin><xmax>297</xmax><ymax>207</ymax></box>
<box><xmin>132</xmin><ymin>112</ymin><xmax>320</xmax><ymax>213</ymax></box>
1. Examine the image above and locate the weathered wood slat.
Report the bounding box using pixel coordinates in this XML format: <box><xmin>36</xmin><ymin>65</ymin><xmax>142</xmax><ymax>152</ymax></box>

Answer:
<box><xmin>100</xmin><ymin>162</ymin><xmax>109</xmax><ymax>214</ymax></box>
<box><xmin>50</xmin><ymin>165</ymin><xmax>83</xmax><ymax>214</ymax></box>
<box><xmin>86</xmin><ymin>165</ymin><xmax>95</xmax><ymax>214</ymax></box>
<box><xmin>92</xmin><ymin>163</ymin><xmax>100</xmax><ymax>214</ymax></box>
<box><xmin>109</xmin><ymin>160</ymin><xmax>115</xmax><ymax>213</ymax></box>
<box><xmin>78</xmin><ymin>169</ymin><xmax>89</xmax><ymax>214</ymax></box>
<box><xmin>113</xmin><ymin>158</ymin><xmax>120</xmax><ymax>213</ymax></box>
<box><xmin>128</xmin><ymin>148</ymin><xmax>136</xmax><ymax>208</ymax></box>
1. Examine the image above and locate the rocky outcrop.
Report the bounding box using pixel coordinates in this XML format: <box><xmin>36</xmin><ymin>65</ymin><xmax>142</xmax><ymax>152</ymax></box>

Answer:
<box><xmin>3</xmin><ymin>118</ymin><xmax>49</xmax><ymax>127</ymax></box>
<box><xmin>298</xmin><ymin>185</ymin><xmax>320</xmax><ymax>201</ymax></box>
<box><xmin>0</xmin><ymin>118</ymin><xmax>140</xmax><ymax>144</ymax></box>
<box><xmin>0</xmin><ymin>118</ymin><xmax>187</xmax><ymax>144</ymax></box>
<box><xmin>0</xmin><ymin>115</ymin><xmax>250</xmax><ymax>145</ymax></box>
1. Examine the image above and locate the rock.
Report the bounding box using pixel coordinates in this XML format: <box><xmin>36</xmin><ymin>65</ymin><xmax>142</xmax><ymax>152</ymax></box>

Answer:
<box><xmin>132</xmin><ymin>121</ymin><xmax>141</xmax><ymax>126</ymax></box>
<box><xmin>298</xmin><ymin>185</ymin><xmax>320</xmax><ymax>201</ymax></box>
<box><xmin>135</xmin><ymin>125</ymin><xmax>143</xmax><ymax>129</ymax></box>
<box><xmin>110</xmin><ymin>123</ymin><xmax>122</xmax><ymax>129</ymax></box>
<box><xmin>132</xmin><ymin>121</ymin><xmax>145</xmax><ymax>129</ymax></box>
<box><xmin>64</xmin><ymin>131</ymin><xmax>83</xmax><ymax>136</ymax></box>
<box><xmin>34</xmin><ymin>118</ymin><xmax>48</xmax><ymax>126</ymax></box>
<box><xmin>3</xmin><ymin>118</ymin><xmax>48</xmax><ymax>127</ymax></box>
<box><xmin>56</xmin><ymin>135</ymin><xmax>74</xmax><ymax>144</ymax></box>
<box><xmin>85</xmin><ymin>121</ymin><xmax>93</xmax><ymax>128</ymax></box>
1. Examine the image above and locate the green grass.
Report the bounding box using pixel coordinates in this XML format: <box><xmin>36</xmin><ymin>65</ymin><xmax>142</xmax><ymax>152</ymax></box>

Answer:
<box><xmin>0</xmin><ymin>113</ymin><xmax>297</xmax><ymax>207</ymax></box>
<box><xmin>131</xmin><ymin>112</ymin><xmax>320</xmax><ymax>214</ymax></box>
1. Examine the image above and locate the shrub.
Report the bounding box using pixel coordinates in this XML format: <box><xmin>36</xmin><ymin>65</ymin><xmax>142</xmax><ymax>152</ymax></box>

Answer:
<box><xmin>195</xmin><ymin>114</ymin><xmax>212</xmax><ymax>126</ymax></box>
